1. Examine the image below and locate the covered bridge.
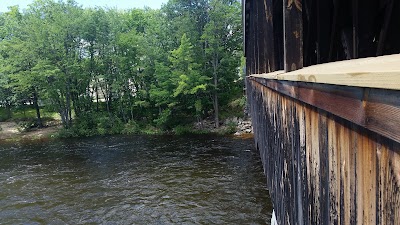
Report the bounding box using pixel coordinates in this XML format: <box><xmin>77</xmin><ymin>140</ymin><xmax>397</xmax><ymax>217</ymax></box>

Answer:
<box><xmin>243</xmin><ymin>0</ymin><xmax>400</xmax><ymax>224</ymax></box>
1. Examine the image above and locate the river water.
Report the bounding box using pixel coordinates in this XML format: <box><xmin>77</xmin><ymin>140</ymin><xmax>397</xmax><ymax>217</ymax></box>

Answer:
<box><xmin>0</xmin><ymin>135</ymin><xmax>272</xmax><ymax>224</ymax></box>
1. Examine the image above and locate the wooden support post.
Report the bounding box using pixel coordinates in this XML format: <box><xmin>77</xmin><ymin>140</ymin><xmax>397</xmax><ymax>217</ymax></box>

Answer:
<box><xmin>258</xmin><ymin>0</ymin><xmax>266</xmax><ymax>73</ymax></box>
<box><xmin>248</xmin><ymin>0</ymin><xmax>254</xmax><ymax>74</ymax></box>
<box><xmin>242</xmin><ymin>0</ymin><xmax>246</xmax><ymax>58</ymax></box>
<box><xmin>251</xmin><ymin>0</ymin><xmax>256</xmax><ymax>74</ymax></box>
<box><xmin>352</xmin><ymin>0</ymin><xmax>359</xmax><ymax>59</ymax></box>
<box><xmin>272</xmin><ymin>0</ymin><xmax>284</xmax><ymax>70</ymax></box>
<box><xmin>262</xmin><ymin>0</ymin><xmax>277</xmax><ymax>73</ymax></box>
<box><xmin>254</xmin><ymin>0</ymin><xmax>259</xmax><ymax>74</ymax></box>
<box><xmin>283</xmin><ymin>0</ymin><xmax>303</xmax><ymax>72</ymax></box>
<box><xmin>255</xmin><ymin>0</ymin><xmax>262</xmax><ymax>74</ymax></box>
<box><xmin>328</xmin><ymin>0</ymin><xmax>339</xmax><ymax>61</ymax></box>
<box><xmin>376</xmin><ymin>0</ymin><xmax>394</xmax><ymax>56</ymax></box>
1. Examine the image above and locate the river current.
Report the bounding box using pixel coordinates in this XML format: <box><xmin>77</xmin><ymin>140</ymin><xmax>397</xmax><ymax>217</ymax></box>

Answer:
<box><xmin>0</xmin><ymin>135</ymin><xmax>272</xmax><ymax>224</ymax></box>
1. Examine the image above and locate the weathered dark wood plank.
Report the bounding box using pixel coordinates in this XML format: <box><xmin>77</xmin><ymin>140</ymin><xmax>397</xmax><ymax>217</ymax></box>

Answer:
<box><xmin>262</xmin><ymin>0</ymin><xmax>277</xmax><ymax>72</ymax></box>
<box><xmin>249</xmin><ymin>76</ymin><xmax>400</xmax><ymax>143</ymax></box>
<box><xmin>293</xmin><ymin>103</ymin><xmax>304</xmax><ymax>225</ymax></box>
<box><xmin>283</xmin><ymin>0</ymin><xmax>303</xmax><ymax>72</ymax></box>
<box><xmin>251</xmin><ymin>0</ymin><xmax>257</xmax><ymax>74</ymax></box>
<box><xmin>297</xmin><ymin>102</ymin><xmax>308</xmax><ymax>225</ymax></box>
<box><xmin>387</xmin><ymin>142</ymin><xmax>400</xmax><ymax>224</ymax></box>
<box><xmin>247</xmin><ymin>78</ymin><xmax>400</xmax><ymax>225</ymax></box>
<box><xmin>310</xmin><ymin>107</ymin><xmax>321</xmax><ymax>224</ymax></box>
<box><xmin>319</xmin><ymin>111</ymin><xmax>330</xmax><ymax>225</ymax></box>
<box><xmin>348</xmin><ymin>124</ymin><xmax>357</xmax><ymax>224</ymax></box>
<box><xmin>328</xmin><ymin>117</ymin><xmax>339</xmax><ymax>225</ymax></box>
<box><xmin>356</xmin><ymin>130</ymin><xmax>377</xmax><ymax>224</ymax></box>
<box><xmin>338</xmin><ymin>121</ymin><xmax>349</xmax><ymax>225</ymax></box>
<box><xmin>257</xmin><ymin>0</ymin><xmax>265</xmax><ymax>73</ymax></box>
<box><xmin>254</xmin><ymin>0</ymin><xmax>260</xmax><ymax>73</ymax></box>
<box><xmin>272</xmin><ymin>0</ymin><xmax>284</xmax><ymax>70</ymax></box>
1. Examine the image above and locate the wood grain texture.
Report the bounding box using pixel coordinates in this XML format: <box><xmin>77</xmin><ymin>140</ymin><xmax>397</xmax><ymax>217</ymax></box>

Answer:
<box><xmin>251</xmin><ymin>54</ymin><xmax>400</xmax><ymax>90</ymax></box>
<box><xmin>249</xmin><ymin>76</ymin><xmax>400</xmax><ymax>143</ymax></box>
<box><xmin>247</xmin><ymin>78</ymin><xmax>400</xmax><ymax>225</ymax></box>
<box><xmin>244</xmin><ymin>0</ymin><xmax>282</xmax><ymax>73</ymax></box>
<box><xmin>283</xmin><ymin>0</ymin><xmax>303</xmax><ymax>72</ymax></box>
<box><xmin>262</xmin><ymin>0</ymin><xmax>277</xmax><ymax>73</ymax></box>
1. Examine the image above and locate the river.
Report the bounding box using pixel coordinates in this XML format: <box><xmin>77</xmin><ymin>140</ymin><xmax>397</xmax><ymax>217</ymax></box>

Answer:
<box><xmin>0</xmin><ymin>135</ymin><xmax>273</xmax><ymax>224</ymax></box>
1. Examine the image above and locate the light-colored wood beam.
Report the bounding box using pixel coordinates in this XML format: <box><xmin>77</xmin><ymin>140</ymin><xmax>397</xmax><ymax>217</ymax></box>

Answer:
<box><xmin>250</xmin><ymin>54</ymin><xmax>400</xmax><ymax>90</ymax></box>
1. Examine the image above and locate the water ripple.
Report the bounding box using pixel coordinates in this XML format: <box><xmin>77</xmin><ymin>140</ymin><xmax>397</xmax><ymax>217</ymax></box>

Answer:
<box><xmin>0</xmin><ymin>135</ymin><xmax>272</xmax><ymax>224</ymax></box>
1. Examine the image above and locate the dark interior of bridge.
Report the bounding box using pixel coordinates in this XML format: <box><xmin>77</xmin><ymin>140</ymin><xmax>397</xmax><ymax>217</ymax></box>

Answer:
<box><xmin>244</xmin><ymin>0</ymin><xmax>400</xmax><ymax>73</ymax></box>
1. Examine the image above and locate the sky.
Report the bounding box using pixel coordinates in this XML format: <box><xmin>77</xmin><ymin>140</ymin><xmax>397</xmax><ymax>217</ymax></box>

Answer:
<box><xmin>0</xmin><ymin>0</ymin><xmax>169</xmax><ymax>12</ymax></box>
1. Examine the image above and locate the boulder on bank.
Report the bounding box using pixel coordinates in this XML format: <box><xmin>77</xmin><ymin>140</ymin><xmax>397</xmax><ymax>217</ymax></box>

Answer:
<box><xmin>193</xmin><ymin>117</ymin><xmax>252</xmax><ymax>135</ymax></box>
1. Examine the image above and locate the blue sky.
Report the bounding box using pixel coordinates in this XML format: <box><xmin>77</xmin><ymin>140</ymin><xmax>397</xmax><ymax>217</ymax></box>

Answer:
<box><xmin>0</xmin><ymin>0</ymin><xmax>169</xmax><ymax>12</ymax></box>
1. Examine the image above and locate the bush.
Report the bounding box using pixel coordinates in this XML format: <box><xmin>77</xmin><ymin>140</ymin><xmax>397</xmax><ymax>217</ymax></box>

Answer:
<box><xmin>153</xmin><ymin>109</ymin><xmax>171</xmax><ymax>129</ymax></box>
<box><xmin>0</xmin><ymin>114</ymin><xmax>8</xmax><ymax>122</ymax></box>
<box><xmin>0</xmin><ymin>107</ymin><xmax>11</xmax><ymax>122</ymax></box>
<box><xmin>57</xmin><ymin>127</ymin><xmax>80</xmax><ymax>138</ymax></box>
<box><xmin>17</xmin><ymin>119</ymin><xmax>38</xmax><ymax>132</ymax></box>
<box><xmin>173</xmin><ymin>125</ymin><xmax>194</xmax><ymax>135</ymax></box>
<box><xmin>96</xmin><ymin>115</ymin><xmax>124</xmax><ymax>135</ymax></box>
<box><xmin>71</xmin><ymin>113</ymin><xmax>97</xmax><ymax>137</ymax></box>
<box><xmin>142</xmin><ymin>125</ymin><xmax>161</xmax><ymax>135</ymax></box>
<box><xmin>224</xmin><ymin>121</ymin><xmax>237</xmax><ymax>134</ymax></box>
<box><xmin>229</xmin><ymin>96</ymin><xmax>246</xmax><ymax>109</ymax></box>
<box><xmin>219</xmin><ymin>121</ymin><xmax>237</xmax><ymax>135</ymax></box>
<box><xmin>57</xmin><ymin>112</ymin><xmax>136</xmax><ymax>138</ymax></box>
<box><xmin>122</xmin><ymin>120</ymin><xmax>140</xmax><ymax>134</ymax></box>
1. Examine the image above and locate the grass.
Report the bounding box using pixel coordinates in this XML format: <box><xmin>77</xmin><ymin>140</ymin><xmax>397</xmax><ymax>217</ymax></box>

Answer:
<box><xmin>0</xmin><ymin>106</ymin><xmax>60</xmax><ymax>122</ymax></box>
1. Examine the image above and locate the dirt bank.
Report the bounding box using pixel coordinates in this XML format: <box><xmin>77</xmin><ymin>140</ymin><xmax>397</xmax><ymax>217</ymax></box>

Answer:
<box><xmin>0</xmin><ymin>122</ymin><xmax>61</xmax><ymax>141</ymax></box>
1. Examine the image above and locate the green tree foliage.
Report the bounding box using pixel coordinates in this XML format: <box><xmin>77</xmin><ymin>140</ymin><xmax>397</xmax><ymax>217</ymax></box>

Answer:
<box><xmin>0</xmin><ymin>0</ymin><xmax>243</xmax><ymax>134</ymax></box>
<box><xmin>202</xmin><ymin>0</ymin><xmax>243</xmax><ymax>127</ymax></box>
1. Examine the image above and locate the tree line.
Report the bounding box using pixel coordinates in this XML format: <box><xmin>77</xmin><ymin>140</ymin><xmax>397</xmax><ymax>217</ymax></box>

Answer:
<box><xmin>0</xmin><ymin>0</ymin><xmax>244</xmax><ymax>135</ymax></box>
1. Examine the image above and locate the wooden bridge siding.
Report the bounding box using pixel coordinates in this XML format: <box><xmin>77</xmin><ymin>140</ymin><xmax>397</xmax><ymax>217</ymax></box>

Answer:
<box><xmin>247</xmin><ymin>79</ymin><xmax>400</xmax><ymax>225</ymax></box>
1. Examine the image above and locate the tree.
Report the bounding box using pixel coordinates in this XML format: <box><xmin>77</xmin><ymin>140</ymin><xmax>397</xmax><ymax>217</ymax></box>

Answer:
<box><xmin>0</xmin><ymin>0</ymin><xmax>245</xmax><ymax>134</ymax></box>
<box><xmin>0</xmin><ymin>73</ymin><xmax>14</xmax><ymax>120</ymax></box>
<box><xmin>0</xmin><ymin>5</ymin><xmax>45</xmax><ymax>126</ymax></box>
<box><xmin>202</xmin><ymin>0</ymin><xmax>243</xmax><ymax>127</ymax></box>
<box><xmin>170</xmin><ymin>34</ymin><xmax>209</xmax><ymax>120</ymax></box>
<box><xmin>1</xmin><ymin>39</ymin><xmax>46</xmax><ymax>127</ymax></box>
<box><xmin>24</xmin><ymin>0</ymin><xmax>85</xmax><ymax>128</ymax></box>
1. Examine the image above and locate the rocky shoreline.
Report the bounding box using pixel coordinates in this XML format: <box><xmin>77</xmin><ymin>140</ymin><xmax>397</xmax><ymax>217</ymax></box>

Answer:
<box><xmin>193</xmin><ymin>117</ymin><xmax>253</xmax><ymax>136</ymax></box>
<box><xmin>226</xmin><ymin>117</ymin><xmax>253</xmax><ymax>136</ymax></box>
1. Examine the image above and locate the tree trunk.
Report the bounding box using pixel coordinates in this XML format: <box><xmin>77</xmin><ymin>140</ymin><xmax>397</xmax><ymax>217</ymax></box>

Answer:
<box><xmin>213</xmin><ymin>90</ymin><xmax>219</xmax><ymax>128</ymax></box>
<box><xmin>32</xmin><ymin>90</ymin><xmax>43</xmax><ymax>128</ymax></box>
<box><xmin>5</xmin><ymin>103</ymin><xmax>12</xmax><ymax>120</ymax></box>
<box><xmin>60</xmin><ymin>110</ymin><xmax>67</xmax><ymax>128</ymax></box>
<box><xmin>96</xmin><ymin>84</ymin><xmax>99</xmax><ymax>112</ymax></box>
<box><xmin>66</xmin><ymin>79</ymin><xmax>72</xmax><ymax>127</ymax></box>
<box><xmin>213</xmin><ymin>56</ymin><xmax>219</xmax><ymax>128</ymax></box>
<box><xmin>130</xmin><ymin>95</ymin><xmax>134</xmax><ymax>121</ymax></box>
<box><xmin>103</xmin><ymin>83</ymin><xmax>112</xmax><ymax>116</ymax></box>
<box><xmin>56</xmin><ymin>93</ymin><xmax>68</xmax><ymax>128</ymax></box>
<box><xmin>106</xmin><ymin>92</ymin><xmax>112</xmax><ymax>115</ymax></box>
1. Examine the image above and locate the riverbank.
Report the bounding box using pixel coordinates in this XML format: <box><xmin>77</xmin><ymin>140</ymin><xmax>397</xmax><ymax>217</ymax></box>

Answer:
<box><xmin>0</xmin><ymin>117</ymin><xmax>253</xmax><ymax>142</ymax></box>
<box><xmin>0</xmin><ymin>122</ymin><xmax>61</xmax><ymax>142</ymax></box>
<box><xmin>193</xmin><ymin>117</ymin><xmax>253</xmax><ymax>136</ymax></box>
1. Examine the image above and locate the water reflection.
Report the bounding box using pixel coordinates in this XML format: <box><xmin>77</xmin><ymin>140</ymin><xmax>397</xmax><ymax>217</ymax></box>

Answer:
<box><xmin>0</xmin><ymin>135</ymin><xmax>273</xmax><ymax>224</ymax></box>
